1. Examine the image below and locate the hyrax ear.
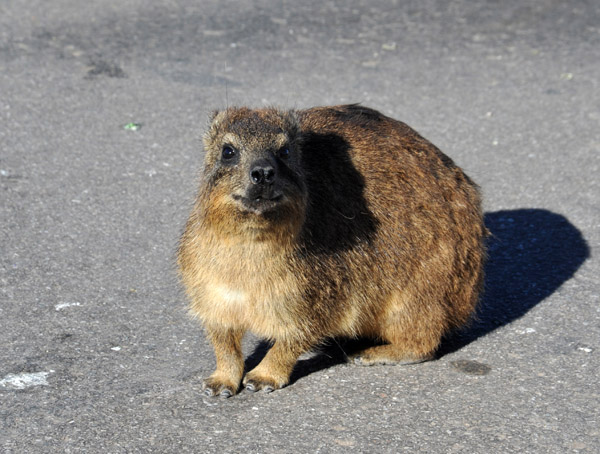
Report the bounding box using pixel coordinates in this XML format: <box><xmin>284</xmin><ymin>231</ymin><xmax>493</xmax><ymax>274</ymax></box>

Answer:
<box><xmin>209</xmin><ymin>109</ymin><xmax>220</xmax><ymax>122</ymax></box>
<box><xmin>203</xmin><ymin>110</ymin><xmax>227</xmax><ymax>148</ymax></box>
<box><xmin>284</xmin><ymin>110</ymin><xmax>301</xmax><ymax>140</ymax></box>
<box><xmin>208</xmin><ymin>109</ymin><xmax>228</xmax><ymax>130</ymax></box>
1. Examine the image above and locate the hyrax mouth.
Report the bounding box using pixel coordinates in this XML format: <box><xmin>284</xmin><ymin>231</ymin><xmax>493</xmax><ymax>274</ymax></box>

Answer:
<box><xmin>233</xmin><ymin>192</ymin><xmax>285</xmax><ymax>215</ymax></box>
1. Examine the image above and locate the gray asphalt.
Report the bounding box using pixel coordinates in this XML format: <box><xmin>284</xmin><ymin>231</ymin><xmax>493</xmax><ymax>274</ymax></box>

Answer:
<box><xmin>1</xmin><ymin>1</ymin><xmax>599</xmax><ymax>453</ymax></box>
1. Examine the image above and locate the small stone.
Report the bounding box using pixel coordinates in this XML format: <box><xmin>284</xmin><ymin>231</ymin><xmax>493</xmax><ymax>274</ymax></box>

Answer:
<box><xmin>361</xmin><ymin>60</ymin><xmax>379</xmax><ymax>68</ymax></box>
<box><xmin>334</xmin><ymin>439</ymin><xmax>355</xmax><ymax>447</ymax></box>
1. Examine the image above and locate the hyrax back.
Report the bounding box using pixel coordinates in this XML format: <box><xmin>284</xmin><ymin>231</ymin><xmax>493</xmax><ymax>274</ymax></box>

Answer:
<box><xmin>178</xmin><ymin>104</ymin><xmax>486</xmax><ymax>396</ymax></box>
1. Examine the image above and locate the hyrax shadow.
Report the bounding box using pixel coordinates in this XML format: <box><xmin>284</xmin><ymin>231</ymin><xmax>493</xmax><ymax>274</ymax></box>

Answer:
<box><xmin>178</xmin><ymin>105</ymin><xmax>487</xmax><ymax>396</ymax></box>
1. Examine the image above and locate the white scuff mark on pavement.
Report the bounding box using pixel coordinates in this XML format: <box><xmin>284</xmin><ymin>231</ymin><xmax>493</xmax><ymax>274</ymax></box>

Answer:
<box><xmin>55</xmin><ymin>302</ymin><xmax>81</xmax><ymax>311</ymax></box>
<box><xmin>110</xmin><ymin>346</ymin><xmax>121</xmax><ymax>351</ymax></box>
<box><xmin>0</xmin><ymin>371</ymin><xmax>54</xmax><ymax>389</ymax></box>
<box><xmin>518</xmin><ymin>327</ymin><xmax>536</xmax><ymax>334</ymax></box>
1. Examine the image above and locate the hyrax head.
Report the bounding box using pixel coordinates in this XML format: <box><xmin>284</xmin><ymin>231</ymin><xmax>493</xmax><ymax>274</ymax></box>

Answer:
<box><xmin>200</xmin><ymin>107</ymin><xmax>307</xmax><ymax>235</ymax></box>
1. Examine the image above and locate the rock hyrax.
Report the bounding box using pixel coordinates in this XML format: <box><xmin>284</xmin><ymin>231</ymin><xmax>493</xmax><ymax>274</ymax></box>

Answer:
<box><xmin>178</xmin><ymin>104</ymin><xmax>486</xmax><ymax>397</ymax></box>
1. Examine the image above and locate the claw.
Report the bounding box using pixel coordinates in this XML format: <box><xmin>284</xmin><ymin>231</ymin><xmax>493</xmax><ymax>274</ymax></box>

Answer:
<box><xmin>220</xmin><ymin>389</ymin><xmax>232</xmax><ymax>398</ymax></box>
<box><xmin>203</xmin><ymin>388</ymin><xmax>214</xmax><ymax>397</ymax></box>
<box><xmin>244</xmin><ymin>378</ymin><xmax>283</xmax><ymax>393</ymax></box>
<box><xmin>353</xmin><ymin>355</ymin><xmax>371</xmax><ymax>366</ymax></box>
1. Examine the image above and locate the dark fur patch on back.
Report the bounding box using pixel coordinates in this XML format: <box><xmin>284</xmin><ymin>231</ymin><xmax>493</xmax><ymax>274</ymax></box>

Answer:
<box><xmin>329</xmin><ymin>104</ymin><xmax>388</xmax><ymax>130</ymax></box>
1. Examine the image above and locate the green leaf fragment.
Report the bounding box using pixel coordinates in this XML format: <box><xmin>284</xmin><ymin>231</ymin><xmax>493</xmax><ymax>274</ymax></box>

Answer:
<box><xmin>124</xmin><ymin>122</ymin><xmax>142</xmax><ymax>131</ymax></box>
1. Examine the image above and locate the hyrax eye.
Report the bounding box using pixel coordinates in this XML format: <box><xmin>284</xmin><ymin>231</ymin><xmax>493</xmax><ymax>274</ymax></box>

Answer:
<box><xmin>277</xmin><ymin>147</ymin><xmax>290</xmax><ymax>159</ymax></box>
<box><xmin>221</xmin><ymin>146</ymin><xmax>237</xmax><ymax>162</ymax></box>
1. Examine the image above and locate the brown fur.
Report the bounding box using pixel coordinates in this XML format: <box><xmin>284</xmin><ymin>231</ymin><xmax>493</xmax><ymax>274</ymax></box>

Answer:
<box><xmin>178</xmin><ymin>104</ymin><xmax>487</xmax><ymax>396</ymax></box>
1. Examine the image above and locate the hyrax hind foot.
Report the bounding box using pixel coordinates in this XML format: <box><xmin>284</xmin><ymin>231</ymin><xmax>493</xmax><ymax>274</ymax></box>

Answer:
<box><xmin>242</xmin><ymin>339</ymin><xmax>306</xmax><ymax>392</ymax></box>
<box><xmin>202</xmin><ymin>374</ymin><xmax>240</xmax><ymax>398</ymax></box>
<box><xmin>352</xmin><ymin>345</ymin><xmax>434</xmax><ymax>366</ymax></box>
<box><xmin>243</xmin><ymin>369</ymin><xmax>288</xmax><ymax>393</ymax></box>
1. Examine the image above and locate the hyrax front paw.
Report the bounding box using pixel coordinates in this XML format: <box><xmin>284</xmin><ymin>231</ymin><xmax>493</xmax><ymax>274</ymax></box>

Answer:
<box><xmin>202</xmin><ymin>375</ymin><xmax>240</xmax><ymax>398</ymax></box>
<box><xmin>243</xmin><ymin>370</ymin><xmax>288</xmax><ymax>393</ymax></box>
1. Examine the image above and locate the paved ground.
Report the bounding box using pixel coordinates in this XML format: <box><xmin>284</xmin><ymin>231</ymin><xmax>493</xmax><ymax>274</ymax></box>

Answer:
<box><xmin>1</xmin><ymin>1</ymin><xmax>599</xmax><ymax>452</ymax></box>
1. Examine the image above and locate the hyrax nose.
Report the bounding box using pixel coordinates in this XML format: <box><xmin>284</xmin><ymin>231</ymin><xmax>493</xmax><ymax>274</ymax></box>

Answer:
<box><xmin>250</xmin><ymin>159</ymin><xmax>276</xmax><ymax>185</ymax></box>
